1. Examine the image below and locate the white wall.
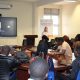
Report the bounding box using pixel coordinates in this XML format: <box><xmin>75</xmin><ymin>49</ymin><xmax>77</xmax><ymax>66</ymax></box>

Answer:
<box><xmin>62</xmin><ymin>2</ymin><xmax>80</xmax><ymax>38</ymax></box>
<box><xmin>1</xmin><ymin>1</ymin><xmax>80</xmax><ymax>46</ymax></box>
<box><xmin>0</xmin><ymin>1</ymin><xmax>33</xmax><ymax>45</ymax></box>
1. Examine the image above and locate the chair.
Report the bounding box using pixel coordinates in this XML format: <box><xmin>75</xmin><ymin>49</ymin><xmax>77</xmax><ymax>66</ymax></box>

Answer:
<box><xmin>47</xmin><ymin>57</ymin><xmax>55</xmax><ymax>80</ymax></box>
<box><xmin>0</xmin><ymin>58</ymin><xmax>16</xmax><ymax>80</ymax></box>
<box><xmin>0</xmin><ymin>58</ymin><xmax>10</xmax><ymax>80</ymax></box>
<box><xmin>76</xmin><ymin>70</ymin><xmax>80</xmax><ymax>80</ymax></box>
<box><xmin>9</xmin><ymin>71</ymin><xmax>17</xmax><ymax>80</ymax></box>
<box><xmin>48</xmin><ymin>71</ymin><xmax>54</xmax><ymax>80</ymax></box>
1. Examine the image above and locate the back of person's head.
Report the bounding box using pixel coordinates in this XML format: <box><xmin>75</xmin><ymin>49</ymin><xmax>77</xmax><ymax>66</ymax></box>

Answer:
<box><xmin>9</xmin><ymin>47</ymin><xmax>17</xmax><ymax>56</ymax></box>
<box><xmin>42</xmin><ymin>35</ymin><xmax>49</xmax><ymax>42</ymax></box>
<box><xmin>55</xmin><ymin>37</ymin><xmax>59</xmax><ymax>42</ymax></box>
<box><xmin>29</xmin><ymin>57</ymin><xmax>49</xmax><ymax>80</ymax></box>
<box><xmin>75</xmin><ymin>34</ymin><xmax>80</xmax><ymax>41</ymax></box>
<box><xmin>63</xmin><ymin>35</ymin><xmax>69</xmax><ymax>41</ymax></box>
<box><xmin>1</xmin><ymin>45</ymin><xmax>11</xmax><ymax>56</ymax></box>
<box><xmin>16</xmin><ymin>51</ymin><xmax>30</xmax><ymax>63</ymax></box>
<box><xmin>55</xmin><ymin>37</ymin><xmax>64</xmax><ymax>45</ymax></box>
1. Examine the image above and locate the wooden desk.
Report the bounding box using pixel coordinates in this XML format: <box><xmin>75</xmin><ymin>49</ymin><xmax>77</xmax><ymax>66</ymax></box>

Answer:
<box><xmin>16</xmin><ymin>63</ymin><xmax>29</xmax><ymax>80</ymax></box>
<box><xmin>24</xmin><ymin>35</ymin><xmax>38</xmax><ymax>47</ymax></box>
<box><xmin>54</xmin><ymin>64</ymin><xmax>71</xmax><ymax>72</ymax></box>
<box><xmin>12</xmin><ymin>45</ymin><xmax>37</xmax><ymax>58</ymax></box>
<box><xmin>48</xmin><ymin>51</ymin><xmax>65</xmax><ymax>58</ymax></box>
<box><xmin>13</xmin><ymin>45</ymin><xmax>22</xmax><ymax>50</ymax></box>
<box><xmin>48</xmin><ymin>51</ymin><xmax>69</xmax><ymax>66</ymax></box>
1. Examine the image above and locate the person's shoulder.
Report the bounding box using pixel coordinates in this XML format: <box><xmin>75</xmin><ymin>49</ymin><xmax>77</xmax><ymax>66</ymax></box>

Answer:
<box><xmin>63</xmin><ymin>41</ymin><xmax>70</xmax><ymax>46</ymax></box>
<box><xmin>7</xmin><ymin>56</ymin><xmax>16</xmax><ymax>62</ymax></box>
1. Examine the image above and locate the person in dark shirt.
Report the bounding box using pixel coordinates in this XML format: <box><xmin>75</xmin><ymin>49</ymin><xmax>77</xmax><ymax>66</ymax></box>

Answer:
<box><xmin>0</xmin><ymin>45</ymin><xmax>20</xmax><ymax>80</ymax></box>
<box><xmin>37</xmin><ymin>35</ymin><xmax>49</xmax><ymax>59</ymax></box>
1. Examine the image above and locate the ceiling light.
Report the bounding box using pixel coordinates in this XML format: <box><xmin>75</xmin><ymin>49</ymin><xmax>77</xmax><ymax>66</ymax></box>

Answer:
<box><xmin>64</xmin><ymin>0</ymin><xmax>77</xmax><ymax>2</ymax></box>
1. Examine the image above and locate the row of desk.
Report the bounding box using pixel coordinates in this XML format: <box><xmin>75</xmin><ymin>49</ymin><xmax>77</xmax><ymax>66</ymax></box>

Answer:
<box><xmin>16</xmin><ymin>62</ymin><xmax>71</xmax><ymax>80</ymax></box>
<box><xmin>13</xmin><ymin>46</ymin><xmax>72</xmax><ymax>80</ymax></box>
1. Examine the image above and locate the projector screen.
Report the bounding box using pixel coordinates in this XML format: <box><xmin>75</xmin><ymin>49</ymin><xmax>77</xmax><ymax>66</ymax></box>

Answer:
<box><xmin>0</xmin><ymin>17</ymin><xmax>17</xmax><ymax>37</ymax></box>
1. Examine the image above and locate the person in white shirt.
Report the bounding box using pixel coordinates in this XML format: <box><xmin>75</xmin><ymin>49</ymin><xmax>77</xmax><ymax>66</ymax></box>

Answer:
<box><xmin>42</xmin><ymin>26</ymin><xmax>49</xmax><ymax>37</ymax></box>
<box><xmin>55</xmin><ymin>37</ymin><xmax>72</xmax><ymax>65</ymax></box>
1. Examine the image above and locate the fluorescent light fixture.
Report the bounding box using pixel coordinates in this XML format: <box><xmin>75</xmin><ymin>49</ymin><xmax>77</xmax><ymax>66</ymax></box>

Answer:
<box><xmin>64</xmin><ymin>0</ymin><xmax>77</xmax><ymax>2</ymax></box>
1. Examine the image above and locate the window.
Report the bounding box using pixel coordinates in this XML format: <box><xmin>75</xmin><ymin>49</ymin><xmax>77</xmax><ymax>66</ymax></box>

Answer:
<box><xmin>52</xmin><ymin>15</ymin><xmax>59</xmax><ymax>35</ymax></box>
<box><xmin>42</xmin><ymin>8</ymin><xmax>60</xmax><ymax>36</ymax></box>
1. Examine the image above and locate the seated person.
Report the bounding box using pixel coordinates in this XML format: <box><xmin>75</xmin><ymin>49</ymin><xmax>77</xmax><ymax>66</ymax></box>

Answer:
<box><xmin>61</xmin><ymin>41</ymin><xmax>80</xmax><ymax>80</ymax></box>
<box><xmin>36</xmin><ymin>35</ymin><xmax>49</xmax><ymax>59</ymax></box>
<box><xmin>63</xmin><ymin>35</ymin><xmax>73</xmax><ymax>52</ymax></box>
<box><xmin>28</xmin><ymin>57</ymin><xmax>49</xmax><ymax>80</ymax></box>
<box><xmin>54</xmin><ymin>37</ymin><xmax>72</xmax><ymax>65</ymax></box>
<box><xmin>0</xmin><ymin>45</ymin><xmax>29</xmax><ymax>80</ymax></box>
<box><xmin>1</xmin><ymin>45</ymin><xmax>16</xmax><ymax>56</ymax></box>
<box><xmin>0</xmin><ymin>45</ymin><xmax>20</xmax><ymax>80</ymax></box>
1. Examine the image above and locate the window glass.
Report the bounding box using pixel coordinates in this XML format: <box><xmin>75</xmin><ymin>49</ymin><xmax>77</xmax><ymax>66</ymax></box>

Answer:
<box><xmin>52</xmin><ymin>16</ymin><xmax>59</xmax><ymax>24</ymax></box>
<box><xmin>43</xmin><ymin>15</ymin><xmax>51</xmax><ymax>19</ymax></box>
<box><xmin>42</xmin><ymin>15</ymin><xmax>59</xmax><ymax>35</ymax></box>
<box><xmin>53</xmin><ymin>26</ymin><xmax>58</xmax><ymax>35</ymax></box>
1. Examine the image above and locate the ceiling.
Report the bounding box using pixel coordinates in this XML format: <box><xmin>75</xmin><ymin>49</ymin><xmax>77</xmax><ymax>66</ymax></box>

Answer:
<box><xmin>0</xmin><ymin>0</ymin><xmax>40</xmax><ymax>2</ymax></box>
<box><xmin>0</xmin><ymin>0</ymin><xmax>59</xmax><ymax>6</ymax></box>
<box><xmin>0</xmin><ymin>0</ymin><xmax>79</xmax><ymax>6</ymax></box>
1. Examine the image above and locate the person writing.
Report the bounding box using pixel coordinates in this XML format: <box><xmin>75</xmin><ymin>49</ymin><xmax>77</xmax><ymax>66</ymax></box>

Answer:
<box><xmin>54</xmin><ymin>37</ymin><xmax>72</xmax><ymax>65</ymax></box>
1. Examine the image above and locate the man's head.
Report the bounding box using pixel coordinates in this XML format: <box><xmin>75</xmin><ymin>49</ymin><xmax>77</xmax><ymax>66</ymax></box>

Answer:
<box><xmin>74</xmin><ymin>41</ymin><xmax>80</xmax><ymax>57</ymax></box>
<box><xmin>1</xmin><ymin>45</ymin><xmax>11</xmax><ymax>56</ymax></box>
<box><xmin>55</xmin><ymin>37</ymin><xmax>64</xmax><ymax>46</ymax></box>
<box><xmin>42</xmin><ymin>35</ymin><xmax>49</xmax><ymax>42</ymax></box>
<box><xmin>75</xmin><ymin>34</ymin><xmax>80</xmax><ymax>41</ymax></box>
<box><xmin>63</xmin><ymin>35</ymin><xmax>69</xmax><ymax>42</ymax></box>
<box><xmin>29</xmin><ymin>57</ymin><xmax>49</xmax><ymax>80</ymax></box>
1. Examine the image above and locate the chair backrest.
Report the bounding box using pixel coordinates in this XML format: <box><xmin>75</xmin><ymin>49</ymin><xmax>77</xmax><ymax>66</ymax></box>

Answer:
<box><xmin>48</xmin><ymin>71</ymin><xmax>54</xmax><ymax>80</ymax></box>
<box><xmin>47</xmin><ymin>57</ymin><xmax>55</xmax><ymax>80</ymax></box>
<box><xmin>0</xmin><ymin>58</ymin><xmax>10</xmax><ymax>80</ymax></box>
<box><xmin>76</xmin><ymin>70</ymin><xmax>80</xmax><ymax>80</ymax></box>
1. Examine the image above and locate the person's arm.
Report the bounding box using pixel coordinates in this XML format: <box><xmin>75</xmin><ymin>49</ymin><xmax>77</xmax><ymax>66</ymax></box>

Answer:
<box><xmin>53</xmin><ymin>49</ymin><xmax>66</xmax><ymax>55</ymax></box>
<box><xmin>59</xmin><ymin>49</ymin><xmax>66</xmax><ymax>54</ymax></box>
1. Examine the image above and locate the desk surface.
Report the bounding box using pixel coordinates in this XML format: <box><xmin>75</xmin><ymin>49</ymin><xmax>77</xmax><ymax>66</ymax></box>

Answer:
<box><xmin>17</xmin><ymin>61</ymin><xmax>72</xmax><ymax>80</ymax></box>
<box><xmin>18</xmin><ymin>62</ymin><xmax>71</xmax><ymax>72</ymax></box>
